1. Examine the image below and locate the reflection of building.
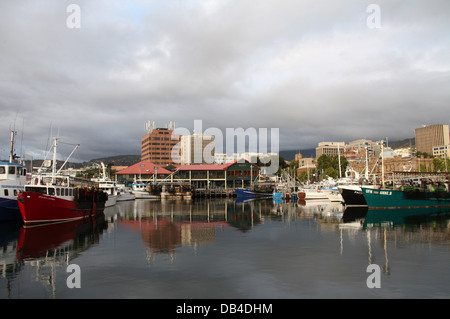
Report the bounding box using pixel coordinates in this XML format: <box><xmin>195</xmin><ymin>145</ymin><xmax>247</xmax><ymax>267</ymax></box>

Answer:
<box><xmin>415</xmin><ymin>124</ymin><xmax>449</xmax><ymax>155</ymax></box>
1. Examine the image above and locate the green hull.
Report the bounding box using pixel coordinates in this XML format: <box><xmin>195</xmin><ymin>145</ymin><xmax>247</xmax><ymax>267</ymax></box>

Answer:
<box><xmin>362</xmin><ymin>187</ymin><xmax>450</xmax><ymax>209</ymax></box>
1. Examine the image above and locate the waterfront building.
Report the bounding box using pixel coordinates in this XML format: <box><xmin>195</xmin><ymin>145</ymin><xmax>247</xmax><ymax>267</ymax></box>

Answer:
<box><xmin>180</xmin><ymin>133</ymin><xmax>215</xmax><ymax>165</ymax></box>
<box><xmin>141</xmin><ymin>121</ymin><xmax>180</xmax><ymax>166</ymax></box>
<box><xmin>115</xmin><ymin>160</ymin><xmax>172</xmax><ymax>184</ymax></box>
<box><xmin>349</xmin><ymin>155</ymin><xmax>434</xmax><ymax>180</ymax></box>
<box><xmin>171</xmin><ymin>160</ymin><xmax>260</xmax><ymax>189</ymax></box>
<box><xmin>315</xmin><ymin>142</ymin><xmax>345</xmax><ymax>158</ymax></box>
<box><xmin>415</xmin><ymin>124</ymin><xmax>449</xmax><ymax>155</ymax></box>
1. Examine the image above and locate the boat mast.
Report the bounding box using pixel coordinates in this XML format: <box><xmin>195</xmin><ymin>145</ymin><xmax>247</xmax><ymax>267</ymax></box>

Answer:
<box><xmin>338</xmin><ymin>142</ymin><xmax>342</xmax><ymax>179</ymax></box>
<box><xmin>52</xmin><ymin>137</ymin><xmax>58</xmax><ymax>184</ymax></box>
<box><xmin>9</xmin><ymin>129</ymin><xmax>16</xmax><ymax>163</ymax></box>
<box><xmin>381</xmin><ymin>141</ymin><xmax>385</xmax><ymax>188</ymax></box>
<box><xmin>365</xmin><ymin>146</ymin><xmax>369</xmax><ymax>180</ymax></box>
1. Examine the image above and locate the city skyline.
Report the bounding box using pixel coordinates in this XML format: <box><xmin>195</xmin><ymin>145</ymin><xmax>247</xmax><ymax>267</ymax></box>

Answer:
<box><xmin>1</xmin><ymin>1</ymin><xmax>449</xmax><ymax>162</ymax></box>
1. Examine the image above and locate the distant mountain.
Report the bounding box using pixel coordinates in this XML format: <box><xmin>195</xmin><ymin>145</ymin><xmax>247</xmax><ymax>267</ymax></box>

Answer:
<box><xmin>280</xmin><ymin>148</ymin><xmax>315</xmax><ymax>161</ymax></box>
<box><xmin>87</xmin><ymin>155</ymin><xmax>141</xmax><ymax>166</ymax></box>
<box><xmin>388</xmin><ymin>137</ymin><xmax>415</xmax><ymax>149</ymax></box>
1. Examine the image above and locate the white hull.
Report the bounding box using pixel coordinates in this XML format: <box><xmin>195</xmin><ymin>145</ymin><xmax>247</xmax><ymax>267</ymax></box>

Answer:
<box><xmin>117</xmin><ymin>192</ymin><xmax>136</xmax><ymax>201</ymax></box>
<box><xmin>322</xmin><ymin>188</ymin><xmax>343</xmax><ymax>202</ymax></box>
<box><xmin>298</xmin><ymin>189</ymin><xmax>329</xmax><ymax>200</ymax></box>
<box><xmin>105</xmin><ymin>195</ymin><xmax>118</xmax><ymax>207</ymax></box>
<box><xmin>133</xmin><ymin>190</ymin><xmax>159</xmax><ymax>199</ymax></box>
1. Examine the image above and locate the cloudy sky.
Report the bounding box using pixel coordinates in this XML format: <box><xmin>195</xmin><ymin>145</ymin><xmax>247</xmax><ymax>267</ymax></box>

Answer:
<box><xmin>1</xmin><ymin>0</ymin><xmax>449</xmax><ymax>161</ymax></box>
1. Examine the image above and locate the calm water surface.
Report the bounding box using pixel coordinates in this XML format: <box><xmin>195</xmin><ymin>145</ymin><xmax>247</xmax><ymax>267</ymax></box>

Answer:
<box><xmin>0</xmin><ymin>198</ymin><xmax>449</xmax><ymax>299</ymax></box>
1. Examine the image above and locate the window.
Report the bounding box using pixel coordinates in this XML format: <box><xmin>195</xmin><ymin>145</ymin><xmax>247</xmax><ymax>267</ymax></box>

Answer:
<box><xmin>48</xmin><ymin>188</ymin><xmax>55</xmax><ymax>195</ymax></box>
<box><xmin>0</xmin><ymin>167</ymin><xmax>5</xmax><ymax>174</ymax></box>
<box><xmin>4</xmin><ymin>189</ymin><xmax>8</xmax><ymax>196</ymax></box>
<box><xmin>8</xmin><ymin>166</ymin><xmax>15</xmax><ymax>174</ymax></box>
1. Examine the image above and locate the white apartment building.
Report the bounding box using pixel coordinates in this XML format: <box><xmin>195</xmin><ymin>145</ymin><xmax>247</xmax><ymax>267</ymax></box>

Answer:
<box><xmin>180</xmin><ymin>133</ymin><xmax>215</xmax><ymax>165</ymax></box>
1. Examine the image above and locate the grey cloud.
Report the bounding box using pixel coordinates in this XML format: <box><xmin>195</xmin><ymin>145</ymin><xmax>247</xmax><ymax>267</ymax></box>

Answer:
<box><xmin>1</xmin><ymin>0</ymin><xmax>449</xmax><ymax>161</ymax></box>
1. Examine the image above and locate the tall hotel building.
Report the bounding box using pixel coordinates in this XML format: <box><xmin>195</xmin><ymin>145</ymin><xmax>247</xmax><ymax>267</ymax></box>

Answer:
<box><xmin>141</xmin><ymin>121</ymin><xmax>180</xmax><ymax>166</ymax></box>
<box><xmin>415</xmin><ymin>124</ymin><xmax>449</xmax><ymax>155</ymax></box>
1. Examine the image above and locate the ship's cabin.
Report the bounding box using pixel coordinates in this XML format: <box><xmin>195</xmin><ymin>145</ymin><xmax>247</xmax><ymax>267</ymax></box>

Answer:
<box><xmin>0</xmin><ymin>162</ymin><xmax>27</xmax><ymax>180</ymax></box>
<box><xmin>25</xmin><ymin>185</ymin><xmax>75</xmax><ymax>198</ymax></box>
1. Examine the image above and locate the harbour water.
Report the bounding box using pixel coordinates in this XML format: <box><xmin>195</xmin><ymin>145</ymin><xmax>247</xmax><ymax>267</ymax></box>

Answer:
<box><xmin>0</xmin><ymin>198</ymin><xmax>449</xmax><ymax>299</ymax></box>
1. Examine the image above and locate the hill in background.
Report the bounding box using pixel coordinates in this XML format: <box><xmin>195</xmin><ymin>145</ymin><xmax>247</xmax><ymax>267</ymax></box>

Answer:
<box><xmin>4</xmin><ymin>138</ymin><xmax>415</xmax><ymax>168</ymax></box>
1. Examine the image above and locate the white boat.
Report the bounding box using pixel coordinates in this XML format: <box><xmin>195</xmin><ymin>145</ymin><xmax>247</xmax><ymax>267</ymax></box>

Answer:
<box><xmin>132</xmin><ymin>183</ymin><xmax>159</xmax><ymax>199</ymax></box>
<box><xmin>322</xmin><ymin>188</ymin><xmax>344</xmax><ymax>202</ymax></box>
<box><xmin>297</xmin><ymin>188</ymin><xmax>329</xmax><ymax>200</ymax></box>
<box><xmin>0</xmin><ymin>162</ymin><xmax>27</xmax><ymax>221</ymax></box>
<box><xmin>91</xmin><ymin>163</ymin><xmax>118</xmax><ymax>207</ymax></box>
<box><xmin>116</xmin><ymin>184</ymin><xmax>135</xmax><ymax>201</ymax></box>
<box><xmin>0</xmin><ymin>130</ymin><xmax>28</xmax><ymax>221</ymax></box>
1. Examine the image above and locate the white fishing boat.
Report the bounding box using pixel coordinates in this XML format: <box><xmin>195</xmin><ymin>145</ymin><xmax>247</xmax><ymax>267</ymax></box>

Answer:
<box><xmin>322</xmin><ymin>188</ymin><xmax>344</xmax><ymax>202</ymax></box>
<box><xmin>91</xmin><ymin>163</ymin><xmax>118</xmax><ymax>207</ymax></box>
<box><xmin>0</xmin><ymin>130</ymin><xmax>28</xmax><ymax>221</ymax></box>
<box><xmin>116</xmin><ymin>184</ymin><xmax>135</xmax><ymax>201</ymax></box>
<box><xmin>297</xmin><ymin>187</ymin><xmax>329</xmax><ymax>200</ymax></box>
<box><xmin>131</xmin><ymin>183</ymin><xmax>159</xmax><ymax>199</ymax></box>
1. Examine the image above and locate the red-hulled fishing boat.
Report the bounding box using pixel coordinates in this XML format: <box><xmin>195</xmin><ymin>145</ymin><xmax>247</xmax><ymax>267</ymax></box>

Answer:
<box><xmin>17</xmin><ymin>137</ymin><xmax>107</xmax><ymax>225</ymax></box>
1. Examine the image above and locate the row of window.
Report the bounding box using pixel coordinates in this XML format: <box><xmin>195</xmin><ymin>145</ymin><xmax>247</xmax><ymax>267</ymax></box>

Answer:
<box><xmin>25</xmin><ymin>186</ymin><xmax>74</xmax><ymax>196</ymax></box>
<box><xmin>3</xmin><ymin>189</ymin><xmax>20</xmax><ymax>197</ymax></box>
<box><xmin>0</xmin><ymin>166</ymin><xmax>27</xmax><ymax>176</ymax></box>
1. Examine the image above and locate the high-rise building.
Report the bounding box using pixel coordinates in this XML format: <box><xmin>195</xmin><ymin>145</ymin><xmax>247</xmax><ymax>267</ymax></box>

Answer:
<box><xmin>180</xmin><ymin>133</ymin><xmax>215</xmax><ymax>165</ymax></box>
<box><xmin>315</xmin><ymin>142</ymin><xmax>345</xmax><ymax>158</ymax></box>
<box><xmin>141</xmin><ymin>121</ymin><xmax>180</xmax><ymax>166</ymax></box>
<box><xmin>415</xmin><ymin>124</ymin><xmax>449</xmax><ymax>155</ymax></box>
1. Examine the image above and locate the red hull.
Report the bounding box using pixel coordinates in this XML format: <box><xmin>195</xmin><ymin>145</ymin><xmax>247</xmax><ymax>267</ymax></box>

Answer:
<box><xmin>18</xmin><ymin>191</ymin><xmax>105</xmax><ymax>224</ymax></box>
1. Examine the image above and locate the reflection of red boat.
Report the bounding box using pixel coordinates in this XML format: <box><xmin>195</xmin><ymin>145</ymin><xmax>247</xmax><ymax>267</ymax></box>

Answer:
<box><xmin>16</xmin><ymin>214</ymin><xmax>105</xmax><ymax>260</ymax></box>
<box><xmin>17</xmin><ymin>186</ymin><xmax>107</xmax><ymax>224</ymax></box>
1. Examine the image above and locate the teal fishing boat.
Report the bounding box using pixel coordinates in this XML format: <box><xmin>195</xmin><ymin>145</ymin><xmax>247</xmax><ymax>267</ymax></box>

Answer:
<box><xmin>362</xmin><ymin>185</ymin><xmax>450</xmax><ymax>209</ymax></box>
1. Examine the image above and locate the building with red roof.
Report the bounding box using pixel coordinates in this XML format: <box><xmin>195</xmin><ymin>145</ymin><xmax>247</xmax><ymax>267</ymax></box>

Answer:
<box><xmin>115</xmin><ymin>159</ymin><xmax>261</xmax><ymax>189</ymax></box>
<box><xmin>115</xmin><ymin>160</ymin><xmax>172</xmax><ymax>184</ymax></box>
<box><xmin>171</xmin><ymin>160</ymin><xmax>260</xmax><ymax>189</ymax></box>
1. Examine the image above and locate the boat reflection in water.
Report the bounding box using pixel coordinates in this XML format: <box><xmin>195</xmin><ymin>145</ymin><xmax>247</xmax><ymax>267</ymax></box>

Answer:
<box><xmin>16</xmin><ymin>212</ymin><xmax>107</xmax><ymax>260</ymax></box>
<box><xmin>2</xmin><ymin>198</ymin><xmax>450</xmax><ymax>298</ymax></box>
<box><xmin>0</xmin><ymin>207</ymin><xmax>110</xmax><ymax>298</ymax></box>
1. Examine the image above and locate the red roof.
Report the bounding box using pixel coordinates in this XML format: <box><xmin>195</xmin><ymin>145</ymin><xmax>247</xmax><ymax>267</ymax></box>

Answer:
<box><xmin>174</xmin><ymin>159</ymin><xmax>259</xmax><ymax>171</ymax></box>
<box><xmin>115</xmin><ymin>160</ymin><xmax>172</xmax><ymax>175</ymax></box>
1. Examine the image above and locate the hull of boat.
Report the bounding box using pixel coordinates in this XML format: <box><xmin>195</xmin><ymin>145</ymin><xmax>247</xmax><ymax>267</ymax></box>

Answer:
<box><xmin>117</xmin><ymin>193</ymin><xmax>136</xmax><ymax>201</ymax></box>
<box><xmin>235</xmin><ymin>188</ymin><xmax>272</xmax><ymax>198</ymax></box>
<box><xmin>338</xmin><ymin>186</ymin><xmax>367</xmax><ymax>207</ymax></box>
<box><xmin>18</xmin><ymin>192</ymin><xmax>105</xmax><ymax>224</ymax></box>
<box><xmin>0</xmin><ymin>198</ymin><xmax>22</xmax><ymax>221</ymax></box>
<box><xmin>133</xmin><ymin>190</ymin><xmax>159</xmax><ymax>199</ymax></box>
<box><xmin>297</xmin><ymin>189</ymin><xmax>329</xmax><ymax>200</ymax></box>
<box><xmin>362</xmin><ymin>187</ymin><xmax>450</xmax><ymax>209</ymax></box>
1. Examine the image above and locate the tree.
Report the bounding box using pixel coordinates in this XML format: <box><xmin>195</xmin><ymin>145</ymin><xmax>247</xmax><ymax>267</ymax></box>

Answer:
<box><xmin>316</xmin><ymin>154</ymin><xmax>348</xmax><ymax>180</ymax></box>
